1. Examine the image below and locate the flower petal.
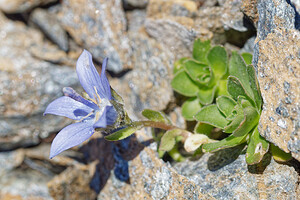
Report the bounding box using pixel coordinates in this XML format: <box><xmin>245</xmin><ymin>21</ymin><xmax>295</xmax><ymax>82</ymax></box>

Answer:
<box><xmin>76</xmin><ymin>50</ymin><xmax>107</xmax><ymax>99</ymax></box>
<box><xmin>50</xmin><ymin>122</ymin><xmax>94</xmax><ymax>158</ymax></box>
<box><xmin>93</xmin><ymin>105</ymin><xmax>117</xmax><ymax>128</ymax></box>
<box><xmin>106</xmin><ymin>105</ymin><xmax>118</xmax><ymax>125</ymax></box>
<box><xmin>44</xmin><ymin>96</ymin><xmax>93</xmax><ymax>120</ymax></box>
<box><xmin>63</xmin><ymin>87</ymin><xmax>97</xmax><ymax>109</ymax></box>
<box><xmin>100</xmin><ymin>58</ymin><xmax>112</xmax><ymax>99</ymax></box>
<box><xmin>93</xmin><ymin>107</ymin><xmax>107</xmax><ymax>128</ymax></box>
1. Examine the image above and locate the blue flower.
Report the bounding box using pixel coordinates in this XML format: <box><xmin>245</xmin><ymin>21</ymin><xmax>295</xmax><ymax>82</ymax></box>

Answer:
<box><xmin>44</xmin><ymin>50</ymin><xmax>117</xmax><ymax>158</ymax></box>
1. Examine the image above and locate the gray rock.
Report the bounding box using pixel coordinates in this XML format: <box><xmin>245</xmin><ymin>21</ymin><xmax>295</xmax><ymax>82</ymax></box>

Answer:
<box><xmin>147</xmin><ymin>0</ymin><xmax>197</xmax><ymax>18</ymax></box>
<box><xmin>174</xmin><ymin>147</ymin><xmax>300</xmax><ymax>199</ymax></box>
<box><xmin>0</xmin><ymin>150</ymin><xmax>53</xmax><ymax>199</ymax></box>
<box><xmin>126</xmin><ymin>9</ymin><xmax>147</xmax><ymax>32</ymax></box>
<box><xmin>256</xmin><ymin>0</ymin><xmax>295</xmax><ymax>41</ymax></box>
<box><xmin>58</xmin><ymin>0</ymin><xmax>132</xmax><ymax>73</ymax></box>
<box><xmin>98</xmin><ymin>146</ymin><xmax>214</xmax><ymax>199</ymax></box>
<box><xmin>0</xmin><ymin>0</ymin><xmax>57</xmax><ymax>13</ymax></box>
<box><xmin>221</xmin><ymin>0</ymin><xmax>248</xmax><ymax>32</ymax></box>
<box><xmin>252</xmin><ymin>0</ymin><xmax>300</xmax><ymax>161</ymax></box>
<box><xmin>145</xmin><ymin>18</ymin><xmax>198</xmax><ymax>60</ymax></box>
<box><xmin>110</xmin><ymin>32</ymin><xmax>174</xmax><ymax>119</ymax></box>
<box><xmin>0</xmin><ymin>12</ymin><xmax>79</xmax><ymax>150</ymax></box>
<box><xmin>30</xmin><ymin>8</ymin><xmax>69</xmax><ymax>51</ymax></box>
<box><xmin>255</xmin><ymin>28</ymin><xmax>300</xmax><ymax>161</ymax></box>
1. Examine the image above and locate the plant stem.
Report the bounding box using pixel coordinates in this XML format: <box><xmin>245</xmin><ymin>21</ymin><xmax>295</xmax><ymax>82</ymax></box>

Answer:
<box><xmin>134</xmin><ymin>121</ymin><xmax>191</xmax><ymax>140</ymax></box>
<box><xmin>135</xmin><ymin>121</ymin><xmax>178</xmax><ymax>131</ymax></box>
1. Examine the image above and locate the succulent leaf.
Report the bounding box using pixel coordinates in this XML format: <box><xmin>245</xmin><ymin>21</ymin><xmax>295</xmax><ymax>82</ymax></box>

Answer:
<box><xmin>159</xmin><ymin>129</ymin><xmax>182</xmax><ymax>152</ymax></box>
<box><xmin>246</xmin><ymin>127</ymin><xmax>269</xmax><ymax>164</ymax></box>
<box><xmin>197</xmin><ymin>85</ymin><xmax>217</xmax><ymax>105</ymax></box>
<box><xmin>171</xmin><ymin>70</ymin><xmax>199</xmax><ymax>97</ymax></box>
<box><xmin>229</xmin><ymin>52</ymin><xmax>254</xmax><ymax>100</ymax></box>
<box><xmin>193</xmin><ymin>39</ymin><xmax>211</xmax><ymax>64</ymax></box>
<box><xmin>202</xmin><ymin>134</ymin><xmax>247</xmax><ymax>152</ymax></box>
<box><xmin>207</xmin><ymin>46</ymin><xmax>228</xmax><ymax>78</ymax></box>
<box><xmin>194</xmin><ymin>104</ymin><xmax>229</xmax><ymax>129</ymax></box>
<box><xmin>216</xmin><ymin>96</ymin><xmax>237</xmax><ymax>117</ymax></box>
<box><xmin>246</xmin><ymin>65</ymin><xmax>262</xmax><ymax>111</ymax></box>
<box><xmin>182</xmin><ymin>97</ymin><xmax>202</xmax><ymax>121</ymax></box>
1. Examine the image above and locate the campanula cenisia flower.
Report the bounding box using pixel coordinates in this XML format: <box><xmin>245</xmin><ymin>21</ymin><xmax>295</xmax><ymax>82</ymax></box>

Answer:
<box><xmin>44</xmin><ymin>50</ymin><xmax>117</xmax><ymax>158</ymax></box>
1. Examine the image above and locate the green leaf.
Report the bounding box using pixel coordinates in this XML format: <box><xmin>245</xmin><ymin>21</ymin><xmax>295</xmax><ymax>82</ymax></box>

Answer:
<box><xmin>183</xmin><ymin>59</ymin><xmax>212</xmax><ymax>85</ymax></box>
<box><xmin>246</xmin><ymin>127</ymin><xmax>269</xmax><ymax>164</ymax></box>
<box><xmin>229</xmin><ymin>52</ymin><xmax>254</xmax><ymax>100</ymax></box>
<box><xmin>216</xmin><ymin>96</ymin><xmax>237</xmax><ymax>117</ymax></box>
<box><xmin>194</xmin><ymin>122</ymin><xmax>214</xmax><ymax>135</ymax></box>
<box><xmin>232</xmin><ymin>106</ymin><xmax>260</xmax><ymax>137</ymax></box>
<box><xmin>202</xmin><ymin>134</ymin><xmax>247</xmax><ymax>152</ymax></box>
<box><xmin>197</xmin><ymin>85</ymin><xmax>217</xmax><ymax>105</ymax></box>
<box><xmin>246</xmin><ymin>65</ymin><xmax>262</xmax><ymax>111</ymax></box>
<box><xmin>238</xmin><ymin>96</ymin><xmax>252</xmax><ymax>108</ymax></box>
<box><xmin>207</xmin><ymin>46</ymin><xmax>228</xmax><ymax>78</ymax></box>
<box><xmin>224</xmin><ymin>105</ymin><xmax>244</xmax><ymax>133</ymax></box>
<box><xmin>182</xmin><ymin>97</ymin><xmax>202</xmax><ymax>121</ymax></box>
<box><xmin>194</xmin><ymin>104</ymin><xmax>229</xmax><ymax>129</ymax></box>
<box><xmin>193</xmin><ymin>39</ymin><xmax>211</xmax><ymax>64</ymax></box>
<box><xmin>227</xmin><ymin>76</ymin><xmax>254</xmax><ymax>106</ymax></box>
<box><xmin>270</xmin><ymin>143</ymin><xmax>292</xmax><ymax>162</ymax></box>
<box><xmin>142</xmin><ymin>109</ymin><xmax>171</xmax><ymax>124</ymax></box>
<box><xmin>159</xmin><ymin>129</ymin><xmax>181</xmax><ymax>151</ymax></box>
<box><xmin>217</xmin><ymin>79</ymin><xmax>229</xmax><ymax>96</ymax></box>
<box><xmin>171</xmin><ymin>70</ymin><xmax>199</xmax><ymax>97</ymax></box>
<box><xmin>105</xmin><ymin>124</ymin><xmax>139</xmax><ymax>141</ymax></box>
<box><xmin>241</xmin><ymin>52</ymin><xmax>252</xmax><ymax>65</ymax></box>
<box><xmin>173</xmin><ymin>57</ymin><xmax>188</xmax><ymax>74</ymax></box>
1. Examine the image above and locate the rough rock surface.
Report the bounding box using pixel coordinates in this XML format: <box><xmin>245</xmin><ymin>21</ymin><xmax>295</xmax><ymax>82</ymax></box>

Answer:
<box><xmin>98</xmin><ymin>145</ymin><xmax>214</xmax><ymax>200</ymax></box>
<box><xmin>0</xmin><ymin>12</ymin><xmax>78</xmax><ymax>150</ymax></box>
<box><xmin>126</xmin><ymin>10</ymin><xmax>147</xmax><ymax>32</ymax></box>
<box><xmin>58</xmin><ymin>0</ymin><xmax>132</xmax><ymax>73</ymax></box>
<box><xmin>241</xmin><ymin>0</ymin><xmax>259</xmax><ymax>27</ymax></box>
<box><xmin>48</xmin><ymin>163</ymin><xmax>98</xmax><ymax>200</ymax></box>
<box><xmin>253</xmin><ymin>0</ymin><xmax>300</xmax><ymax>161</ymax></box>
<box><xmin>0</xmin><ymin>0</ymin><xmax>56</xmax><ymax>13</ymax></box>
<box><xmin>147</xmin><ymin>0</ymin><xmax>197</xmax><ymax>18</ymax></box>
<box><xmin>256</xmin><ymin>28</ymin><xmax>300</xmax><ymax>161</ymax></box>
<box><xmin>174</xmin><ymin>146</ymin><xmax>300</xmax><ymax>199</ymax></box>
<box><xmin>30</xmin><ymin>8</ymin><xmax>69</xmax><ymax>51</ymax></box>
<box><xmin>110</xmin><ymin>33</ymin><xmax>174</xmax><ymax>119</ymax></box>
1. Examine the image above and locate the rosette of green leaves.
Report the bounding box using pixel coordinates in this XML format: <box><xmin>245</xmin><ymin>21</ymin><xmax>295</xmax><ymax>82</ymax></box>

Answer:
<box><xmin>171</xmin><ymin>40</ymin><xmax>229</xmax><ymax>120</ymax></box>
<box><xmin>194</xmin><ymin>52</ymin><xmax>271</xmax><ymax>165</ymax></box>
